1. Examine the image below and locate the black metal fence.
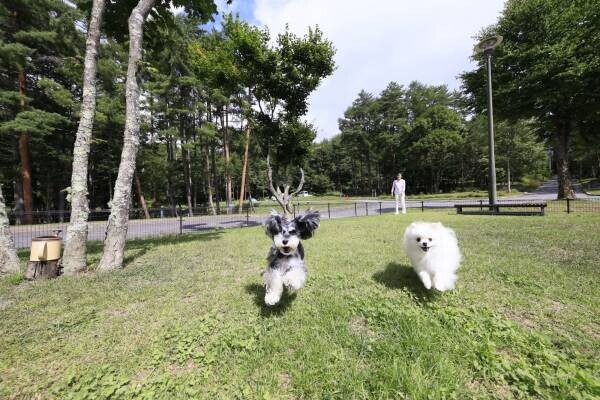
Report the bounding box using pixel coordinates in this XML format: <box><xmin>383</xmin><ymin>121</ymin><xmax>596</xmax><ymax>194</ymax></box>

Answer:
<box><xmin>8</xmin><ymin>197</ymin><xmax>600</xmax><ymax>248</ymax></box>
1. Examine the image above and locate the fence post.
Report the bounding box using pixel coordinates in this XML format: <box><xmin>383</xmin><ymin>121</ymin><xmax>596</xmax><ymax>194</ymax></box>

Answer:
<box><xmin>421</xmin><ymin>200</ymin><xmax>424</xmax><ymax>212</ymax></box>
<box><xmin>354</xmin><ymin>202</ymin><xmax>357</xmax><ymax>216</ymax></box>
<box><xmin>246</xmin><ymin>205</ymin><xmax>250</xmax><ymax>226</ymax></box>
<box><xmin>566</xmin><ymin>198</ymin><xmax>570</xmax><ymax>214</ymax></box>
<box><xmin>328</xmin><ymin>203</ymin><xmax>331</xmax><ymax>219</ymax></box>
<box><xmin>379</xmin><ymin>201</ymin><xmax>382</xmax><ymax>215</ymax></box>
<box><xmin>178</xmin><ymin>205</ymin><xmax>183</xmax><ymax>235</ymax></box>
<box><xmin>365</xmin><ymin>202</ymin><xmax>368</xmax><ymax>216</ymax></box>
<box><xmin>479</xmin><ymin>199</ymin><xmax>483</xmax><ymax>211</ymax></box>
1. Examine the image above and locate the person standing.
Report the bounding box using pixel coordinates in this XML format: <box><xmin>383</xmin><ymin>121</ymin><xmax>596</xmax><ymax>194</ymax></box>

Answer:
<box><xmin>391</xmin><ymin>173</ymin><xmax>406</xmax><ymax>214</ymax></box>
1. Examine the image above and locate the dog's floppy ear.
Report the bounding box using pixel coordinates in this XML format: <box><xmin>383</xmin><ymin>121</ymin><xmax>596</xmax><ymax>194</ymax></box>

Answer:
<box><xmin>293</xmin><ymin>212</ymin><xmax>320</xmax><ymax>239</ymax></box>
<box><xmin>263</xmin><ymin>212</ymin><xmax>282</xmax><ymax>237</ymax></box>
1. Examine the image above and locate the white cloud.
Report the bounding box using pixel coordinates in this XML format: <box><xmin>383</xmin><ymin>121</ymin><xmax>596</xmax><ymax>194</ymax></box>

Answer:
<box><xmin>253</xmin><ymin>0</ymin><xmax>506</xmax><ymax>140</ymax></box>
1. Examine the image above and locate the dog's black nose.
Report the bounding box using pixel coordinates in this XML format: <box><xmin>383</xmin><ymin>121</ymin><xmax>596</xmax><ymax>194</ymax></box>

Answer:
<box><xmin>282</xmin><ymin>239</ymin><xmax>288</xmax><ymax>245</ymax></box>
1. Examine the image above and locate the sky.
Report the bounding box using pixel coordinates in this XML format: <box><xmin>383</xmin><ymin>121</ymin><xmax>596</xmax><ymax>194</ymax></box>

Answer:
<box><xmin>214</xmin><ymin>0</ymin><xmax>507</xmax><ymax>141</ymax></box>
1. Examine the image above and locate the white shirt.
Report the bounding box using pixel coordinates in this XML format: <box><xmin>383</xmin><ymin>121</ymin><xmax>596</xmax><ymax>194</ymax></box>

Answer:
<box><xmin>391</xmin><ymin>179</ymin><xmax>406</xmax><ymax>195</ymax></box>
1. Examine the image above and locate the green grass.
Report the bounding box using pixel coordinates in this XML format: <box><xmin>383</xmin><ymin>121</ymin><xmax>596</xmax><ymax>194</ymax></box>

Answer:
<box><xmin>256</xmin><ymin>189</ymin><xmax>523</xmax><ymax>206</ymax></box>
<box><xmin>405</xmin><ymin>189</ymin><xmax>523</xmax><ymax>200</ymax></box>
<box><xmin>1</xmin><ymin>213</ymin><xmax>599</xmax><ymax>399</ymax></box>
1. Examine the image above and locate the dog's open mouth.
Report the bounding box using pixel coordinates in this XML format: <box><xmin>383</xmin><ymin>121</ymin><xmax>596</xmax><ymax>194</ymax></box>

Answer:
<box><xmin>281</xmin><ymin>246</ymin><xmax>292</xmax><ymax>254</ymax></box>
<box><xmin>421</xmin><ymin>246</ymin><xmax>429</xmax><ymax>252</ymax></box>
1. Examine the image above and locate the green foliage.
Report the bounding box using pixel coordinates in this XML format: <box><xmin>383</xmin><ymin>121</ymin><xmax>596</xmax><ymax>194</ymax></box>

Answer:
<box><xmin>0</xmin><ymin>0</ymin><xmax>84</xmax><ymax>209</ymax></box>
<box><xmin>462</xmin><ymin>0</ymin><xmax>600</xmax><ymax>124</ymax></box>
<box><xmin>0</xmin><ymin>110</ymin><xmax>68</xmax><ymax>135</ymax></box>
<box><xmin>460</xmin><ymin>0</ymin><xmax>600</xmax><ymax>195</ymax></box>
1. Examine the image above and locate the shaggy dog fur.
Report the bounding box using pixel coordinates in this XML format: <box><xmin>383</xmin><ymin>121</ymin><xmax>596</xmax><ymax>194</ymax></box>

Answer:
<box><xmin>403</xmin><ymin>221</ymin><xmax>461</xmax><ymax>291</ymax></box>
<box><xmin>262</xmin><ymin>212</ymin><xmax>320</xmax><ymax>305</ymax></box>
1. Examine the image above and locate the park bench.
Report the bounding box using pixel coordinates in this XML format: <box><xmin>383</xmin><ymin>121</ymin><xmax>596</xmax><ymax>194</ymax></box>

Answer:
<box><xmin>454</xmin><ymin>202</ymin><xmax>547</xmax><ymax>216</ymax></box>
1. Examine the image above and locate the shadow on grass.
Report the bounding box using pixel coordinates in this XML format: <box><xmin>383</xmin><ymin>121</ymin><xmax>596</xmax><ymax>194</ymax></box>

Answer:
<box><xmin>245</xmin><ymin>283</ymin><xmax>296</xmax><ymax>317</ymax></box>
<box><xmin>372</xmin><ymin>262</ymin><xmax>437</xmax><ymax>302</ymax></box>
<box><xmin>86</xmin><ymin>231</ymin><xmax>224</xmax><ymax>267</ymax></box>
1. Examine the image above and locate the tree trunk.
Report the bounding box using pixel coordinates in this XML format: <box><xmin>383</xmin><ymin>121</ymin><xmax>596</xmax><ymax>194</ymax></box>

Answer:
<box><xmin>17</xmin><ymin>70</ymin><xmax>33</xmax><ymax>224</ymax></box>
<box><xmin>62</xmin><ymin>0</ymin><xmax>106</xmax><ymax>274</ymax></box>
<box><xmin>58</xmin><ymin>187</ymin><xmax>65</xmax><ymax>222</ymax></box>
<box><xmin>221</xmin><ymin>107</ymin><xmax>233</xmax><ymax>212</ymax></box>
<box><xmin>238</xmin><ymin>122</ymin><xmax>251</xmax><ymax>211</ymax></box>
<box><xmin>17</xmin><ymin>132</ymin><xmax>32</xmax><ymax>224</ymax></box>
<box><xmin>204</xmin><ymin>143</ymin><xmax>216</xmax><ymax>215</ymax></box>
<box><xmin>134</xmin><ymin>170</ymin><xmax>150</xmax><ymax>219</ymax></box>
<box><xmin>166</xmin><ymin>137</ymin><xmax>177</xmax><ymax>216</ymax></box>
<box><xmin>507</xmin><ymin>158</ymin><xmax>511</xmax><ymax>193</ymax></box>
<box><xmin>108</xmin><ymin>177</ymin><xmax>112</xmax><ymax>206</ymax></box>
<box><xmin>0</xmin><ymin>185</ymin><xmax>20</xmax><ymax>275</ymax></box>
<box><xmin>555</xmin><ymin>120</ymin><xmax>575</xmax><ymax>199</ymax></box>
<box><xmin>183</xmin><ymin>146</ymin><xmax>193</xmax><ymax>216</ymax></box>
<box><xmin>98</xmin><ymin>0</ymin><xmax>156</xmax><ymax>271</ymax></box>
<box><xmin>166</xmin><ymin>180</ymin><xmax>176</xmax><ymax>216</ymax></box>
<box><xmin>210</xmin><ymin>139</ymin><xmax>220</xmax><ymax>213</ymax></box>
<box><xmin>13</xmin><ymin>180</ymin><xmax>24</xmax><ymax>225</ymax></box>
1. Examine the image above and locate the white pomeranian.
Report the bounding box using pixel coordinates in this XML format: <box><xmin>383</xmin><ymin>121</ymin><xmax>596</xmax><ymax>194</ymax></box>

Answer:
<box><xmin>403</xmin><ymin>222</ymin><xmax>461</xmax><ymax>291</ymax></box>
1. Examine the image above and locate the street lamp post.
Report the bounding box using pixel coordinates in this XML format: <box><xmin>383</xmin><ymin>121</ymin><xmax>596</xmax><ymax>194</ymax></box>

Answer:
<box><xmin>475</xmin><ymin>35</ymin><xmax>503</xmax><ymax>207</ymax></box>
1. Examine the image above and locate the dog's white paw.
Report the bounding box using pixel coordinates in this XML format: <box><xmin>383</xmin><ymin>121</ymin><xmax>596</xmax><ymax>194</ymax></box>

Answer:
<box><xmin>433</xmin><ymin>274</ymin><xmax>456</xmax><ymax>292</ymax></box>
<box><xmin>264</xmin><ymin>292</ymin><xmax>281</xmax><ymax>306</ymax></box>
<box><xmin>417</xmin><ymin>271</ymin><xmax>432</xmax><ymax>289</ymax></box>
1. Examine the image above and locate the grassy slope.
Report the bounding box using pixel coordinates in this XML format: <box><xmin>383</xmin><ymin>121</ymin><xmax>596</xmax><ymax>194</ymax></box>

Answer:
<box><xmin>0</xmin><ymin>213</ymin><xmax>598</xmax><ymax>399</ymax></box>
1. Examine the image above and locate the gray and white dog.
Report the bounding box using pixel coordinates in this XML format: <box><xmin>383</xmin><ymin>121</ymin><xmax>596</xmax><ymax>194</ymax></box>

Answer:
<box><xmin>262</xmin><ymin>211</ymin><xmax>320</xmax><ymax>306</ymax></box>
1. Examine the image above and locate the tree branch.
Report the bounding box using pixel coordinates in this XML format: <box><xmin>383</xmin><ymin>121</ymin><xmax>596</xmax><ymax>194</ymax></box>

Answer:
<box><xmin>266</xmin><ymin>155</ymin><xmax>287</xmax><ymax>212</ymax></box>
<box><xmin>290</xmin><ymin>168</ymin><xmax>305</xmax><ymax>196</ymax></box>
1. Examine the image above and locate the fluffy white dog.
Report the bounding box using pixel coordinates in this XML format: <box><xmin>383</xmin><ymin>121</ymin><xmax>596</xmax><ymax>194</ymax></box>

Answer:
<box><xmin>403</xmin><ymin>222</ymin><xmax>461</xmax><ymax>291</ymax></box>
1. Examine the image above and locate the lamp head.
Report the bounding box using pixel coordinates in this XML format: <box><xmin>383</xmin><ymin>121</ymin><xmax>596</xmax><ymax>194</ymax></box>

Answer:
<box><xmin>474</xmin><ymin>35</ymin><xmax>503</xmax><ymax>54</ymax></box>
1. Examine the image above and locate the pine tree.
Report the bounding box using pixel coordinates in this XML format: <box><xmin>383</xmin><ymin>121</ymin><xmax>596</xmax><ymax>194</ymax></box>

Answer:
<box><xmin>1</xmin><ymin>1</ymin><xmax>83</xmax><ymax>221</ymax></box>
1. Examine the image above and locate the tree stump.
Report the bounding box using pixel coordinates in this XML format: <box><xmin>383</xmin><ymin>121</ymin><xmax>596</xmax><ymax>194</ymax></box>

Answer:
<box><xmin>25</xmin><ymin>260</ymin><xmax>62</xmax><ymax>280</ymax></box>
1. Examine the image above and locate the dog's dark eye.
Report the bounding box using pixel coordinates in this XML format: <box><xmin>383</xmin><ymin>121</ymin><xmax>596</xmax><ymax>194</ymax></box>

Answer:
<box><xmin>289</xmin><ymin>230</ymin><xmax>296</xmax><ymax>235</ymax></box>
<box><xmin>416</xmin><ymin>237</ymin><xmax>421</xmax><ymax>242</ymax></box>
<box><xmin>428</xmin><ymin>238</ymin><xmax>432</xmax><ymax>242</ymax></box>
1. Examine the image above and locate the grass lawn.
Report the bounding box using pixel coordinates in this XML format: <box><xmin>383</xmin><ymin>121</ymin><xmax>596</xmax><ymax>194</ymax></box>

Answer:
<box><xmin>1</xmin><ymin>213</ymin><xmax>599</xmax><ymax>399</ymax></box>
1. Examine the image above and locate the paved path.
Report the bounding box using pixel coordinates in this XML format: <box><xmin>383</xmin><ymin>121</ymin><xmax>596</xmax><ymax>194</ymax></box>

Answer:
<box><xmin>505</xmin><ymin>176</ymin><xmax>595</xmax><ymax>201</ymax></box>
<box><xmin>10</xmin><ymin>177</ymin><xmax>598</xmax><ymax>249</ymax></box>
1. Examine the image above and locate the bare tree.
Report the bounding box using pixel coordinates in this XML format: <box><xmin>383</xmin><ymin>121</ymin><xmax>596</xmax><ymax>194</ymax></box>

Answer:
<box><xmin>134</xmin><ymin>169</ymin><xmax>150</xmax><ymax>219</ymax></box>
<box><xmin>219</xmin><ymin>106</ymin><xmax>233</xmax><ymax>212</ymax></box>
<box><xmin>266</xmin><ymin>155</ymin><xmax>305</xmax><ymax>218</ymax></box>
<box><xmin>98</xmin><ymin>0</ymin><xmax>156</xmax><ymax>271</ymax></box>
<box><xmin>0</xmin><ymin>184</ymin><xmax>20</xmax><ymax>275</ymax></box>
<box><xmin>238</xmin><ymin>122</ymin><xmax>251</xmax><ymax>211</ymax></box>
<box><xmin>62</xmin><ymin>0</ymin><xmax>106</xmax><ymax>275</ymax></box>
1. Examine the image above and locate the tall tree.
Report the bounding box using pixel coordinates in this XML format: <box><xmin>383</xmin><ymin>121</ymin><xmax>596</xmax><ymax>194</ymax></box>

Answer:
<box><xmin>339</xmin><ymin>90</ymin><xmax>379</xmax><ymax>192</ymax></box>
<box><xmin>221</xmin><ymin>16</ymin><xmax>335</xmax><ymax>208</ymax></box>
<box><xmin>62</xmin><ymin>0</ymin><xmax>106</xmax><ymax>275</ymax></box>
<box><xmin>98</xmin><ymin>0</ymin><xmax>218</xmax><ymax>270</ymax></box>
<box><xmin>461</xmin><ymin>0</ymin><xmax>600</xmax><ymax>198</ymax></box>
<box><xmin>97</xmin><ymin>0</ymin><xmax>157</xmax><ymax>270</ymax></box>
<box><xmin>0</xmin><ymin>0</ymin><xmax>81</xmax><ymax>223</ymax></box>
<box><xmin>0</xmin><ymin>184</ymin><xmax>19</xmax><ymax>275</ymax></box>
